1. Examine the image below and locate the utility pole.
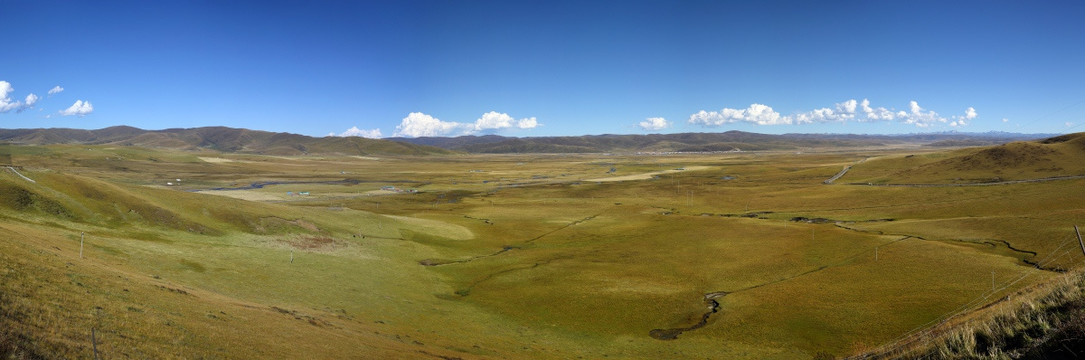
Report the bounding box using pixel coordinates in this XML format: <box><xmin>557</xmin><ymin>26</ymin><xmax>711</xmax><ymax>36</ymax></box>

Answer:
<box><xmin>80</xmin><ymin>232</ymin><xmax>85</xmax><ymax>259</ymax></box>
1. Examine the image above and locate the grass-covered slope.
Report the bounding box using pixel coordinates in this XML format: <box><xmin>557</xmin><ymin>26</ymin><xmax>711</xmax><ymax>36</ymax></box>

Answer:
<box><xmin>0</xmin><ymin>166</ymin><xmax>477</xmax><ymax>359</ymax></box>
<box><xmin>844</xmin><ymin>132</ymin><xmax>1085</xmax><ymax>184</ymax></box>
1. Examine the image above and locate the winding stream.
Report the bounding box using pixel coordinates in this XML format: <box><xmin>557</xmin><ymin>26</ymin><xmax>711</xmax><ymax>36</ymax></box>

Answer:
<box><xmin>649</xmin><ymin>293</ymin><xmax>725</xmax><ymax>340</ymax></box>
<box><xmin>649</xmin><ymin>235</ymin><xmax>913</xmax><ymax>340</ymax></box>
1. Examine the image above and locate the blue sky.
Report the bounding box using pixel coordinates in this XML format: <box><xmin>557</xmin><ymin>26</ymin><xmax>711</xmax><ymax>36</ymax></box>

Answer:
<box><xmin>2</xmin><ymin>0</ymin><xmax>1084</xmax><ymax>138</ymax></box>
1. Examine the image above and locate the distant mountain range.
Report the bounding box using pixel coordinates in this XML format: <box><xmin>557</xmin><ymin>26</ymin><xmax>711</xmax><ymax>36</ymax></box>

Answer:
<box><xmin>0</xmin><ymin>126</ymin><xmax>1060</xmax><ymax>155</ymax></box>
<box><xmin>388</xmin><ymin>130</ymin><xmax>1058</xmax><ymax>153</ymax></box>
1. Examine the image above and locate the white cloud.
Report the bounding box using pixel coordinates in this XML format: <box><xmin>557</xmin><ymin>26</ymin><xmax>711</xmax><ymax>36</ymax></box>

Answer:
<box><xmin>792</xmin><ymin>99</ymin><xmax>859</xmax><ymax>124</ymax></box>
<box><xmin>517</xmin><ymin>117</ymin><xmax>538</xmax><ymax>129</ymax></box>
<box><xmin>0</xmin><ymin>81</ymin><xmax>20</xmax><ymax>113</ymax></box>
<box><xmin>900</xmin><ymin>101</ymin><xmax>947</xmax><ymax>128</ymax></box>
<box><xmin>473</xmin><ymin>112</ymin><xmax>514</xmax><ymax>130</ymax></box>
<box><xmin>48</xmin><ymin>86</ymin><xmax>64</xmax><ymax>95</ymax></box>
<box><xmin>1067</xmin><ymin>122</ymin><xmax>1075</xmax><ymax>128</ymax></box>
<box><xmin>860</xmin><ymin>98</ymin><xmax>897</xmax><ymax>121</ymax></box>
<box><xmin>688</xmin><ymin>110</ymin><xmax>737</xmax><ymax>126</ymax></box>
<box><xmin>0</xmin><ymin>81</ymin><xmax>40</xmax><ymax>113</ymax></box>
<box><xmin>474</xmin><ymin>111</ymin><xmax>515</xmax><ymax>131</ymax></box>
<box><xmin>17</xmin><ymin>93</ymin><xmax>39</xmax><ymax>113</ymax></box>
<box><xmin>60</xmin><ymin>100</ymin><xmax>94</xmax><ymax>116</ymax></box>
<box><xmin>908</xmin><ymin>101</ymin><xmax>921</xmax><ymax>114</ymax></box>
<box><xmin>393</xmin><ymin>112</ymin><xmax>470</xmax><ymax>137</ymax></box>
<box><xmin>24</xmin><ymin>93</ymin><xmax>38</xmax><ymax>107</ymax></box>
<box><xmin>691</xmin><ymin>99</ymin><xmax>974</xmax><ymax>129</ymax></box>
<box><xmin>1002</xmin><ymin>118</ymin><xmax>1009</xmax><ymax>123</ymax></box>
<box><xmin>333</xmin><ymin>126</ymin><xmax>383</xmax><ymax>138</ymax></box>
<box><xmin>688</xmin><ymin>104</ymin><xmax>788</xmax><ymax>126</ymax></box>
<box><xmin>745</xmin><ymin>104</ymin><xmax>787</xmax><ymax>125</ymax></box>
<box><xmin>947</xmin><ymin>106</ymin><xmax>977</xmax><ymax>127</ymax></box>
<box><xmin>473</xmin><ymin>111</ymin><xmax>539</xmax><ymax>131</ymax></box>
<box><xmin>638</xmin><ymin>117</ymin><xmax>671</xmax><ymax>131</ymax></box>
<box><xmin>391</xmin><ymin>111</ymin><xmax>540</xmax><ymax>138</ymax></box>
<box><xmin>838</xmin><ymin>99</ymin><xmax>857</xmax><ymax>114</ymax></box>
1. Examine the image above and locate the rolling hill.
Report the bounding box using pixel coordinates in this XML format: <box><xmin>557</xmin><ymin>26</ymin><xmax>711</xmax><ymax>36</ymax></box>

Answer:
<box><xmin>843</xmin><ymin>132</ymin><xmax>1085</xmax><ymax>184</ymax></box>
<box><xmin>0</xmin><ymin>126</ymin><xmax>453</xmax><ymax>156</ymax></box>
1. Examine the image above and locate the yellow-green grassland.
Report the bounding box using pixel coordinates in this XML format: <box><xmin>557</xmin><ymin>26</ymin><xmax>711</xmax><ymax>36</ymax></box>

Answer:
<box><xmin>2</xmin><ymin>134</ymin><xmax>1084</xmax><ymax>359</ymax></box>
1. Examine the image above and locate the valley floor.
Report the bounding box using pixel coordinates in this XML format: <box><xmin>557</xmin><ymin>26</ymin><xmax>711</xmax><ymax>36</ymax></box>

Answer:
<box><xmin>2</xmin><ymin>138</ymin><xmax>1084</xmax><ymax>359</ymax></box>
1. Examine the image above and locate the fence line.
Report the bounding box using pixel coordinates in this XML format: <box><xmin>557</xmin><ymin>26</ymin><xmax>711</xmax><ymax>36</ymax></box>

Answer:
<box><xmin>853</xmin><ymin>232</ymin><xmax>1083</xmax><ymax>358</ymax></box>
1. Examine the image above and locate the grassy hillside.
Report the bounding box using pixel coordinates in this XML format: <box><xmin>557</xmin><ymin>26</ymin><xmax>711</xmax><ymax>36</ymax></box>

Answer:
<box><xmin>0</xmin><ymin>163</ymin><xmax>475</xmax><ymax>359</ymax></box>
<box><xmin>843</xmin><ymin>133</ymin><xmax>1085</xmax><ymax>184</ymax></box>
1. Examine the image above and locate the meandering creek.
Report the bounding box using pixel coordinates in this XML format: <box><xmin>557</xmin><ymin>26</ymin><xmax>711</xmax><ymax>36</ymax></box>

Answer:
<box><xmin>649</xmin><ymin>292</ymin><xmax>726</xmax><ymax>340</ymax></box>
<box><xmin>650</xmin><ymin>235</ymin><xmax>915</xmax><ymax>340</ymax></box>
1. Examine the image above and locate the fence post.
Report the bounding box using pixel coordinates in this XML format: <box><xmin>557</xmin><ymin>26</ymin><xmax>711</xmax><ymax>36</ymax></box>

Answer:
<box><xmin>92</xmin><ymin>327</ymin><xmax>99</xmax><ymax>360</ymax></box>
<box><xmin>1075</xmin><ymin>225</ymin><xmax>1084</xmax><ymax>263</ymax></box>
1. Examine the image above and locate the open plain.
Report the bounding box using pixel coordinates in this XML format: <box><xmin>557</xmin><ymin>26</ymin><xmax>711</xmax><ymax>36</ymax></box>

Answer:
<box><xmin>2</xmin><ymin>133</ymin><xmax>1084</xmax><ymax>359</ymax></box>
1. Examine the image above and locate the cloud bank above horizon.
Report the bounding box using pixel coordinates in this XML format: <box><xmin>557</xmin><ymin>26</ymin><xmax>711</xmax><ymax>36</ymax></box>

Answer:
<box><xmin>331</xmin><ymin>111</ymin><xmax>542</xmax><ymax>139</ymax></box>
<box><xmin>330</xmin><ymin>126</ymin><xmax>383</xmax><ymax>138</ymax></box>
<box><xmin>689</xmin><ymin>99</ymin><xmax>977</xmax><ymax>129</ymax></box>
<box><xmin>4</xmin><ymin>76</ymin><xmax>988</xmax><ymax>137</ymax></box>
<box><xmin>392</xmin><ymin>111</ymin><xmax>539</xmax><ymax>137</ymax></box>
<box><xmin>333</xmin><ymin>99</ymin><xmax>980</xmax><ymax>139</ymax></box>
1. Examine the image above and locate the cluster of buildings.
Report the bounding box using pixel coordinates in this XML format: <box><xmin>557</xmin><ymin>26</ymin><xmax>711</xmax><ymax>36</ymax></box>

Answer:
<box><xmin>380</xmin><ymin>186</ymin><xmax>418</xmax><ymax>193</ymax></box>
